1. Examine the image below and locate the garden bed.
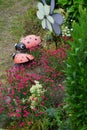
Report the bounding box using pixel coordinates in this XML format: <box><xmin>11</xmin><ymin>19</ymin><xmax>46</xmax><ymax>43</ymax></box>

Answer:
<box><xmin>0</xmin><ymin>0</ymin><xmax>87</xmax><ymax>130</ymax></box>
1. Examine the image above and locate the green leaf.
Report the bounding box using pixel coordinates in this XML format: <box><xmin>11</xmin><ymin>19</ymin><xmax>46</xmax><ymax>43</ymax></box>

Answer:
<box><xmin>71</xmin><ymin>81</ymin><xmax>75</xmax><ymax>85</ymax></box>
<box><xmin>72</xmin><ymin>71</ymin><xmax>76</xmax><ymax>78</ymax></box>
<box><xmin>75</xmin><ymin>48</ymin><xmax>79</xmax><ymax>53</ymax></box>
<box><xmin>58</xmin><ymin>0</ymin><xmax>67</xmax><ymax>6</ymax></box>
<box><xmin>67</xmin><ymin>64</ymin><xmax>71</xmax><ymax>68</ymax></box>
<box><xmin>84</xmin><ymin>51</ymin><xmax>87</xmax><ymax>54</ymax></box>
<box><xmin>78</xmin><ymin>62</ymin><xmax>82</xmax><ymax>66</ymax></box>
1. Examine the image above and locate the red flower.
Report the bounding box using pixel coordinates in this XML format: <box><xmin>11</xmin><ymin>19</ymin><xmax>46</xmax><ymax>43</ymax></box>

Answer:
<box><xmin>16</xmin><ymin>113</ymin><xmax>21</xmax><ymax>117</ymax></box>
<box><xmin>19</xmin><ymin>122</ymin><xmax>25</xmax><ymax>127</ymax></box>
<box><xmin>28</xmin><ymin>121</ymin><xmax>32</xmax><ymax>125</ymax></box>
<box><xmin>11</xmin><ymin>90</ymin><xmax>15</xmax><ymax>95</ymax></box>
<box><xmin>39</xmin><ymin>111</ymin><xmax>44</xmax><ymax>115</ymax></box>
<box><xmin>41</xmin><ymin>101</ymin><xmax>44</xmax><ymax>106</ymax></box>
<box><xmin>0</xmin><ymin>107</ymin><xmax>3</xmax><ymax>113</ymax></box>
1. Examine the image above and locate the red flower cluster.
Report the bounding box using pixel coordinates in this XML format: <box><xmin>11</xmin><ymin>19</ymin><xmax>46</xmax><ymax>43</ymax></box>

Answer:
<box><xmin>0</xmin><ymin>46</ymin><xmax>67</xmax><ymax>129</ymax></box>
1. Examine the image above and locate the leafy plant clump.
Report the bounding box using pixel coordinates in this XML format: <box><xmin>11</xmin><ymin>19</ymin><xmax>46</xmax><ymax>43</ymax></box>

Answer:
<box><xmin>65</xmin><ymin>9</ymin><xmax>87</xmax><ymax>130</ymax></box>
<box><xmin>58</xmin><ymin>0</ymin><xmax>87</xmax><ymax>28</ymax></box>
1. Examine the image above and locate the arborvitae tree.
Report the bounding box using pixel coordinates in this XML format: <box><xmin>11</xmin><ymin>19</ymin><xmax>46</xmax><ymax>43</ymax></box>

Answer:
<box><xmin>65</xmin><ymin>9</ymin><xmax>87</xmax><ymax>130</ymax></box>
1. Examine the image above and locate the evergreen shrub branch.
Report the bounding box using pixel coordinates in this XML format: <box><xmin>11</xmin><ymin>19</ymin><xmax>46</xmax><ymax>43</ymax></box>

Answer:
<box><xmin>65</xmin><ymin>9</ymin><xmax>87</xmax><ymax>130</ymax></box>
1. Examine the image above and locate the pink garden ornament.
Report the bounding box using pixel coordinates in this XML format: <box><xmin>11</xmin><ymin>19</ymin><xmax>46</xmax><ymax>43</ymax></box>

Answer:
<box><xmin>20</xmin><ymin>35</ymin><xmax>41</xmax><ymax>50</ymax></box>
<box><xmin>13</xmin><ymin>53</ymin><xmax>34</xmax><ymax>64</ymax></box>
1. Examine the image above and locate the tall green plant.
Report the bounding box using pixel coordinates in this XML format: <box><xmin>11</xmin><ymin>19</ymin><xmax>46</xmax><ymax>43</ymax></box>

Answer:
<box><xmin>65</xmin><ymin>9</ymin><xmax>87</xmax><ymax>130</ymax></box>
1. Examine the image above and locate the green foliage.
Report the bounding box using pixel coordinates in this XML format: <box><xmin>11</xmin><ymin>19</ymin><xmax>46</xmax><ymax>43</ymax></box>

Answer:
<box><xmin>27</xmin><ymin>120</ymin><xmax>42</xmax><ymax>130</ymax></box>
<box><xmin>58</xmin><ymin>0</ymin><xmax>87</xmax><ymax>27</ymax></box>
<box><xmin>46</xmin><ymin>107</ymin><xmax>57</xmax><ymax>118</ymax></box>
<box><xmin>65</xmin><ymin>9</ymin><xmax>87</xmax><ymax>130</ymax></box>
<box><xmin>45</xmin><ymin>107</ymin><xmax>71</xmax><ymax>130</ymax></box>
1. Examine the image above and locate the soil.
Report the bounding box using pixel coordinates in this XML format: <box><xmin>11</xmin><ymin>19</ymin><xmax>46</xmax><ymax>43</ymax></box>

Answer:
<box><xmin>0</xmin><ymin>0</ymin><xmax>37</xmax><ymax>83</ymax></box>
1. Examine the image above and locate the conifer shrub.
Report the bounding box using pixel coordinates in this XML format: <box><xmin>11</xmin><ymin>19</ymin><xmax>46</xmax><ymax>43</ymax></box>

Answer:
<box><xmin>65</xmin><ymin>9</ymin><xmax>87</xmax><ymax>130</ymax></box>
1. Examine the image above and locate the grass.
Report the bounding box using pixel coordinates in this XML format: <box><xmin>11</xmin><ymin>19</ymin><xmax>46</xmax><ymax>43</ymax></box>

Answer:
<box><xmin>11</xmin><ymin>8</ymin><xmax>46</xmax><ymax>40</ymax></box>
<box><xmin>0</xmin><ymin>20</ymin><xmax>6</xmax><ymax>31</ymax></box>
<box><xmin>0</xmin><ymin>0</ymin><xmax>15</xmax><ymax>9</ymax></box>
<box><xmin>0</xmin><ymin>0</ymin><xmax>38</xmax><ymax>82</ymax></box>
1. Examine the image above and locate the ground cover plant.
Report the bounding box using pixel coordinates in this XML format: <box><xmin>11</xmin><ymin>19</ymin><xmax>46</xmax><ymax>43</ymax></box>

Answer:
<box><xmin>0</xmin><ymin>46</ymin><xmax>68</xmax><ymax>130</ymax></box>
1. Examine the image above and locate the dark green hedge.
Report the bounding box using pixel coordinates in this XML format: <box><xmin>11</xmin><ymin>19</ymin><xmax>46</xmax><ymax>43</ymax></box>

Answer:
<box><xmin>65</xmin><ymin>9</ymin><xmax>87</xmax><ymax>130</ymax></box>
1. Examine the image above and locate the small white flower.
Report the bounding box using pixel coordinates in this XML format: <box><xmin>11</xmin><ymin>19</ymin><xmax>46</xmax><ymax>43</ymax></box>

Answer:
<box><xmin>34</xmin><ymin>80</ymin><xmax>40</xmax><ymax>84</ymax></box>
<box><xmin>21</xmin><ymin>98</ymin><xmax>27</xmax><ymax>103</ymax></box>
<box><xmin>29</xmin><ymin>81</ymin><xmax>46</xmax><ymax>108</ymax></box>
<box><xmin>71</xmin><ymin>28</ymin><xmax>73</xmax><ymax>31</ymax></box>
